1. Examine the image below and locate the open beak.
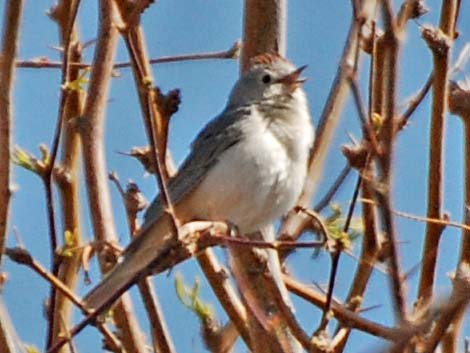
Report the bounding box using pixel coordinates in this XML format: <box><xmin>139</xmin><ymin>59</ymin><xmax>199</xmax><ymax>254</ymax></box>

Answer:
<box><xmin>277</xmin><ymin>65</ymin><xmax>308</xmax><ymax>91</ymax></box>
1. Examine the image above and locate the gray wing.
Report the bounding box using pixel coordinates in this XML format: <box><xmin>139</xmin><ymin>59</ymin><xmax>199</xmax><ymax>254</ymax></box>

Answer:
<box><xmin>142</xmin><ymin>105</ymin><xmax>250</xmax><ymax>228</ymax></box>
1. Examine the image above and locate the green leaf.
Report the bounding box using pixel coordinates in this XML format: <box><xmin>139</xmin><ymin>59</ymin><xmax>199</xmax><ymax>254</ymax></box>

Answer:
<box><xmin>175</xmin><ymin>273</ymin><xmax>214</xmax><ymax>323</ymax></box>
<box><xmin>64</xmin><ymin>68</ymin><xmax>90</xmax><ymax>91</ymax></box>
<box><xmin>12</xmin><ymin>146</ymin><xmax>37</xmax><ymax>172</ymax></box>
<box><xmin>325</xmin><ymin>203</ymin><xmax>364</xmax><ymax>251</ymax></box>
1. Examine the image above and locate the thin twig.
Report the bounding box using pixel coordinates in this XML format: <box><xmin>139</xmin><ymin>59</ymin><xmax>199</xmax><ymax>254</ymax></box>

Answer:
<box><xmin>318</xmin><ymin>170</ymin><xmax>362</xmax><ymax>333</ymax></box>
<box><xmin>398</xmin><ymin>72</ymin><xmax>434</xmax><ymax>130</ymax></box>
<box><xmin>314</xmin><ymin>163</ymin><xmax>352</xmax><ymax>213</ymax></box>
<box><xmin>348</xmin><ymin>74</ymin><xmax>381</xmax><ymax>154</ymax></box>
<box><xmin>348</xmin><ymin>74</ymin><xmax>368</xmax><ymax>126</ymax></box>
<box><xmin>222</xmin><ymin>236</ymin><xmax>324</xmax><ymax>250</ymax></box>
<box><xmin>456</xmin><ymin>128</ymin><xmax>469</xmax><ymax>270</ymax></box>
<box><xmin>284</xmin><ymin>275</ymin><xmax>412</xmax><ymax>342</ymax></box>
<box><xmin>357</xmin><ymin>198</ymin><xmax>470</xmax><ymax>233</ymax></box>
<box><xmin>15</xmin><ymin>42</ymin><xmax>241</xmax><ymax>70</ymax></box>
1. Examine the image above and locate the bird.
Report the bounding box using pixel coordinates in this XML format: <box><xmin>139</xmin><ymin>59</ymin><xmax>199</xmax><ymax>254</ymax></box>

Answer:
<box><xmin>84</xmin><ymin>53</ymin><xmax>315</xmax><ymax>317</ymax></box>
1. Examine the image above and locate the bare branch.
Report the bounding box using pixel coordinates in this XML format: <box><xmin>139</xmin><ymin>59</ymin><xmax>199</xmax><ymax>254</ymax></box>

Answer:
<box><xmin>79</xmin><ymin>0</ymin><xmax>148</xmax><ymax>351</ymax></box>
<box><xmin>16</xmin><ymin>41</ymin><xmax>241</xmax><ymax>70</ymax></box>
<box><xmin>46</xmin><ymin>1</ymin><xmax>84</xmax><ymax>351</ymax></box>
<box><xmin>284</xmin><ymin>275</ymin><xmax>406</xmax><ymax>342</ymax></box>
<box><xmin>418</xmin><ymin>0</ymin><xmax>460</xmax><ymax>305</ymax></box>
<box><xmin>0</xmin><ymin>2</ymin><xmax>24</xmax><ymax>350</ymax></box>
<box><xmin>241</xmin><ymin>0</ymin><xmax>286</xmax><ymax>72</ymax></box>
<box><xmin>0</xmin><ymin>0</ymin><xmax>23</xmax><ymax>264</ymax></box>
<box><xmin>375</xmin><ymin>0</ymin><xmax>407</xmax><ymax>320</ymax></box>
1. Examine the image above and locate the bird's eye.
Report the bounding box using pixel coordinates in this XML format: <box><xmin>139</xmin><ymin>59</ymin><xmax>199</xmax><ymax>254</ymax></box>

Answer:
<box><xmin>262</xmin><ymin>74</ymin><xmax>271</xmax><ymax>84</ymax></box>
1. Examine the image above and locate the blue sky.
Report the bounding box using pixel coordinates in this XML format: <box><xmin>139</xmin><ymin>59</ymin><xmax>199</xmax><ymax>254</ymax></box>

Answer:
<box><xmin>2</xmin><ymin>1</ymin><xmax>470</xmax><ymax>352</ymax></box>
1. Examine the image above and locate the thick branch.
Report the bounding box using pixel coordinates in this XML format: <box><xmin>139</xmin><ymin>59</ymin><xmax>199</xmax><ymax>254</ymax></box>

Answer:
<box><xmin>418</xmin><ymin>0</ymin><xmax>459</xmax><ymax>304</ymax></box>
<box><xmin>241</xmin><ymin>0</ymin><xmax>286</xmax><ymax>72</ymax></box>
<box><xmin>0</xmin><ymin>1</ymin><xmax>24</xmax><ymax>350</ymax></box>
<box><xmin>0</xmin><ymin>0</ymin><xmax>23</xmax><ymax>263</ymax></box>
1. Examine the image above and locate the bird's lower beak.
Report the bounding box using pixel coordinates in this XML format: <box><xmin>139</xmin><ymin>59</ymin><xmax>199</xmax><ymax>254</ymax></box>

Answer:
<box><xmin>278</xmin><ymin>65</ymin><xmax>308</xmax><ymax>91</ymax></box>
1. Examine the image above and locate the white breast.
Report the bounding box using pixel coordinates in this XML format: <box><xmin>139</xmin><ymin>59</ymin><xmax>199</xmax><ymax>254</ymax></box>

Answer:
<box><xmin>190</xmin><ymin>103</ymin><xmax>313</xmax><ymax>234</ymax></box>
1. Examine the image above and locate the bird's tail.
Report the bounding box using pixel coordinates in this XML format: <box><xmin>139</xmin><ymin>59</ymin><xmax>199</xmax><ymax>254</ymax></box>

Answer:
<box><xmin>83</xmin><ymin>216</ymin><xmax>172</xmax><ymax>312</ymax></box>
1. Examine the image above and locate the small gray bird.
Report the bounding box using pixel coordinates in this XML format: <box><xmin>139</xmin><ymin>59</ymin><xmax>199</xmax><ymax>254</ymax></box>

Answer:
<box><xmin>84</xmin><ymin>53</ymin><xmax>314</xmax><ymax>315</ymax></box>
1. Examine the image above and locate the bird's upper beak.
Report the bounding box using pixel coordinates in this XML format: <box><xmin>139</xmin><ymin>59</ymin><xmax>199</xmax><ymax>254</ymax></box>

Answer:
<box><xmin>277</xmin><ymin>65</ymin><xmax>308</xmax><ymax>91</ymax></box>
